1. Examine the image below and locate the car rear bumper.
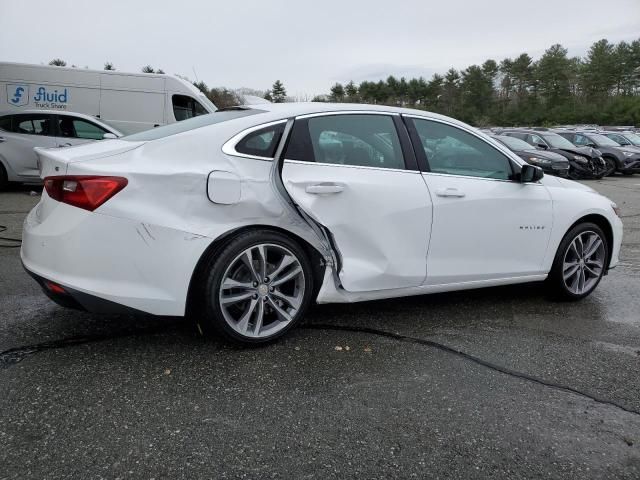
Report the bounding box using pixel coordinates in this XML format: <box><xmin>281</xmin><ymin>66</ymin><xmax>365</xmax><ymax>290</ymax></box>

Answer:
<box><xmin>21</xmin><ymin>200</ymin><xmax>211</xmax><ymax>316</ymax></box>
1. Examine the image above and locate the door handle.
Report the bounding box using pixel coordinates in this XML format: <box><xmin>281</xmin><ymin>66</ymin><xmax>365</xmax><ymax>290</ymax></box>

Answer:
<box><xmin>305</xmin><ymin>183</ymin><xmax>344</xmax><ymax>195</ymax></box>
<box><xmin>435</xmin><ymin>187</ymin><xmax>465</xmax><ymax>198</ymax></box>
<box><xmin>58</xmin><ymin>143</ymin><xmax>72</xmax><ymax>147</ymax></box>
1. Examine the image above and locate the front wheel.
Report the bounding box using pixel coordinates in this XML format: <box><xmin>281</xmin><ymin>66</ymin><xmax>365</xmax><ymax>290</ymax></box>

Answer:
<box><xmin>603</xmin><ymin>157</ymin><xmax>617</xmax><ymax>177</ymax></box>
<box><xmin>547</xmin><ymin>223</ymin><xmax>609</xmax><ymax>300</ymax></box>
<box><xmin>195</xmin><ymin>230</ymin><xmax>314</xmax><ymax>345</ymax></box>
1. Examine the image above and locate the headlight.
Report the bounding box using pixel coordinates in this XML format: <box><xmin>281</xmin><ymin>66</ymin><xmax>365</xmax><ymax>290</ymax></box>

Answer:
<box><xmin>572</xmin><ymin>155</ymin><xmax>588</xmax><ymax>164</ymax></box>
<box><xmin>528</xmin><ymin>157</ymin><xmax>552</xmax><ymax>165</ymax></box>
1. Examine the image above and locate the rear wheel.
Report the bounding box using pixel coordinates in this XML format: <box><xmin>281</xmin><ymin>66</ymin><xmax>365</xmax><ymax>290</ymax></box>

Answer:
<box><xmin>0</xmin><ymin>163</ymin><xmax>8</xmax><ymax>191</ymax></box>
<box><xmin>547</xmin><ymin>222</ymin><xmax>608</xmax><ymax>300</ymax></box>
<box><xmin>602</xmin><ymin>157</ymin><xmax>617</xmax><ymax>177</ymax></box>
<box><xmin>195</xmin><ymin>230</ymin><xmax>314</xmax><ymax>345</ymax></box>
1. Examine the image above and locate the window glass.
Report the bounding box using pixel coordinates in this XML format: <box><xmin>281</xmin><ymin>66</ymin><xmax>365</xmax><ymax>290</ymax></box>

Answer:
<box><xmin>0</xmin><ymin>115</ymin><xmax>12</xmax><ymax>131</ymax></box>
<box><xmin>529</xmin><ymin>134</ymin><xmax>546</xmax><ymax>146</ymax></box>
<box><xmin>606</xmin><ymin>133</ymin><xmax>628</xmax><ymax>145</ymax></box>
<box><xmin>494</xmin><ymin>135</ymin><xmax>533</xmax><ymax>151</ymax></box>
<box><xmin>57</xmin><ymin>117</ymin><xmax>108</xmax><ymax>140</ymax></box>
<box><xmin>412</xmin><ymin>119</ymin><xmax>512</xmax><ymax>180</ymax></box>
<box><xmin>572</xmin><ymin>134</ymin><xmax>589</xmax><ymax>146</ymax></box>
<box><xmin>172</xmin><ymin>94</ymin><xmax>208</xmax><ymax>121</ymax></box>
<box><xmin>542</xmin><ymin>134</ymin><xmax>576</xmax><ymax>149</ymax></box>
<box><xmin>13</xmin><ymin>114</ymin><xmax>52</xmax><ymax>136</ymax></box>
<box><xmin>286</xmin><ymin>114</ymin><xmax>405</xmax><ymax>170</ymax></box>
<box><xmin>124</xmin><ymin>109</ymin><xmax>263</xmax><ymax>142</ymax></box>
<box><xmin>235</xmin><ymin>123</ymin><xmax>285</xmax><ymax>158</ymax></box>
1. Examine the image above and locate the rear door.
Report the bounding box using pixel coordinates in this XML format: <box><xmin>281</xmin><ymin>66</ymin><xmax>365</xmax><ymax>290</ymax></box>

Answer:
<box><xmin>0</xmin><ymin>113</ymin><xmax>57</xmax><ymax>179</ymax></box>
<box><xmin>280</xmin><ymin>112</ymin><xmax>432</xmax><ymax>292</ymax></box>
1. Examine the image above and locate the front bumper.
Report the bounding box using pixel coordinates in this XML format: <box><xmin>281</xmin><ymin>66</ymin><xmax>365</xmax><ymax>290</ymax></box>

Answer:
<box><xmin>619</xmin><ymin>157</ymin><xmax>640</xmax><ymax>173</ymax></box>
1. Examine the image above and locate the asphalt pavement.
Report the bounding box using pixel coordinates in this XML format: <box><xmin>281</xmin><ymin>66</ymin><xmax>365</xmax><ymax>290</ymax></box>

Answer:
<box><xmin>1</xmin><ymin>177</ymin><xmax>639</xmax><ymax>479</ymax></box>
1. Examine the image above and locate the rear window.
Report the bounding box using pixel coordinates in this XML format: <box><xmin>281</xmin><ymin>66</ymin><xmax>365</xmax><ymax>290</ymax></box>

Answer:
<box><xmin>235</xmin><ymin>123</ymin><xmax>285</xmax><ymax>158</ymax></box>
<box><xmin>122</xmin><ymin>109</ymin><xmax>264</xmax><ymax>142</ymax></box>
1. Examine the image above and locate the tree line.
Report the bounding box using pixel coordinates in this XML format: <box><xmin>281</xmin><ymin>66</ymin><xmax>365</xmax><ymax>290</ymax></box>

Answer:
<box><xmin>319</xmin><ymin>39</ymin><xmax>640</xmax><ymax>126</ymax></box>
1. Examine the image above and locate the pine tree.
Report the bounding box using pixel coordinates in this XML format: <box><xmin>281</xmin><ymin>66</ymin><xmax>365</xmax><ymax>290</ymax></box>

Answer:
<box><xmin>104</xmin><ymin>62</ymin><xmax>115</xmax><ymax>71</ymax></box>
<box><xmin>142</xmin><ymin>65</ymin><xmax>155</xmax><ymax>73</ymax></box>
<box><xmin>271</xmin><ymin>80</ymin><xmax>287</xmax><ymax>103</ymax></box>
<box><xmin>49</xmin><ymin>59</ymin><xmax>66</xmax><ymax>67</ymax></box>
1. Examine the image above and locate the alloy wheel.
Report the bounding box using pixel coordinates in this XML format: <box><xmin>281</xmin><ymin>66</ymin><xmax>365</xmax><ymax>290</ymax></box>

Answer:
<box><xmin>562</xmin><ymin>231</ymin><xmax>606</xmax><ymax>295</ymax></box>
<box><xmin>218</xmin><ymin>243</ymin><xmax>306</xmax><ymax>338</ymax></box>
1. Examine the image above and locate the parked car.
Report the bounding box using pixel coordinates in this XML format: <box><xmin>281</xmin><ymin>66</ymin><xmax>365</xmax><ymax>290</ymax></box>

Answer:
<box><xmin>554</xmin><ymin>130</ymin><xmax>640</xmax><ymax>176</ymax></box>
<box><xmin>491</xmin><ymin>134</ymin><xmax>569</xmax><ymax>176</ymax></box>
<box><xmin>23</xmin><ymin>104</ymin><xmax>622</xmax><ymax>345</ymax></box>
<box><xmin>501</xmin><ymin>129</ymin><xmax>607</xmax><ymax>179</ymax></box>
<box><xmin>0</xmin><ymin>62</ymin><xmax>216</xmax><ymax>134</ymax></box>
<box><xmin>601</xmin><ymin>130</ymin><xmax>640</xmax><ymax>148</ymax></box>
<box><xmin>0</xmin><ymin>109</ymin><xmax>122</xmax><ymax>189</ymax></box>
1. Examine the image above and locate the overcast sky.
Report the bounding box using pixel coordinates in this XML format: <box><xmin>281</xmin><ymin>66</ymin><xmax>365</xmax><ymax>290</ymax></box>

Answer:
<box><xmin>1</xmin><ymin>0</ymin><xmax>638</xmax><ymax>98</ymax></box>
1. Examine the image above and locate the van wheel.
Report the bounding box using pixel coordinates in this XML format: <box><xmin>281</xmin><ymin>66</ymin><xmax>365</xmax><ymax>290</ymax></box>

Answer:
<box><xmin>194</xmin><ymin>230</ymin><xmax>314</xmax><ymax>345</ymax></box>
<box><xmin>547</xmin><ymin>222</ymin><xmax>608</xmax><ymax>301</ymax></box>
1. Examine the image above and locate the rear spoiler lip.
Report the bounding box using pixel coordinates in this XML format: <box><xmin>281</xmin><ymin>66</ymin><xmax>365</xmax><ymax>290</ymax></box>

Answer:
<box><xmin>34</xmin><ymin>141</ymin><xmax>144</xmax><ymax>179</ymax></box>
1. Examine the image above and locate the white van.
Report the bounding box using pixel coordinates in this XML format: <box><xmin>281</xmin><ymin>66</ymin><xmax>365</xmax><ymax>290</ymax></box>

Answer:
<box><xmin>0</xmin><ymin>62</ymin><xmax>217</xmax><ymax>134</ymax></box>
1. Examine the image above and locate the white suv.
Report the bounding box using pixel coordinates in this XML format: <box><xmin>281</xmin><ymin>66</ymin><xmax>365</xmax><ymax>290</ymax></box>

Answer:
<box><xmin>0</xmin><ymin>110</ymin><xmax>122</xmax><ymax>189</ymax></box>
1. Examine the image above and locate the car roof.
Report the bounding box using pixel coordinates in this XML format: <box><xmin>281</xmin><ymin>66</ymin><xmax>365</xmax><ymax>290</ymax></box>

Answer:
<box><xmin>242</xmin><ymin>102</ymin><xmax>474</xmax><ymax>128</ymax></box>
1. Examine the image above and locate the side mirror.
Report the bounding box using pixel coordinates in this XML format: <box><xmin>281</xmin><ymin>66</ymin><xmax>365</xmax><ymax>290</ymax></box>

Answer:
<box><xmin>520</xmin><ymin>164</ymin><xmax>544</xmax><ymax>183</ymax></box>
<box><xmin>102</xmin><ymin>133</ymin><xmax>117</xmax><ymax>140</ymax></box>
<box><xmin>537</xmin><ymin>143</ymin><xmax>548</xmax><ymax>150</ymax></box>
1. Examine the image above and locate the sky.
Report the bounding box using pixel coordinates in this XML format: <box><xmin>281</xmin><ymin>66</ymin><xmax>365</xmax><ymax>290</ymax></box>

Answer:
<box><xmin>1</xmin><ymin>0</ymin><xmax>638</xmax><ymax>98</ymax></box>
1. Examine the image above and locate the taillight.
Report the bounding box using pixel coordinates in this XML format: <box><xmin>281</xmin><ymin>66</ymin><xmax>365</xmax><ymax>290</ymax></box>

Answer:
<box><xmin>44</xmin><ymin>176</ymin><xmax>128</xmax><ymax>211</ymax></box>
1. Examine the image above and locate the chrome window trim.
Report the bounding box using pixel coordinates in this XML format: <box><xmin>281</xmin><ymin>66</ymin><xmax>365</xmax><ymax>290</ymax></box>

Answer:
<box><xmin>296</xmin><ymin>110</ymin><xmax>400</xmax><ymax>120</ymax></box>
<box><xmin>283</xmin><ymin>159</ymin><xmax>419</xmax><ymax>174</ymax></box>
<box><xmin>222</xmin><ymin>119</ymin><xmax>288</xmax><ymax>161</ymax></box>
<box><xmin>421</xmin><ymin>171</ymin><xmax>543</xmax><ymax>185</ymax></box>
<box><xmin>402</xmin><ymin>113</ymin><xmax>527</xmax><ymax>169</ymax></box>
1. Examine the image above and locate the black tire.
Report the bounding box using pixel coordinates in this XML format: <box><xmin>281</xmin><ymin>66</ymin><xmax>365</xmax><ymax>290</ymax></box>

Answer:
<box><xmin>193</xmin><ymin>229</ymin><xmax>314</xmax><ymax>345</ymax></box>
<box><xmin>602</xmin><ymin>157</ymin><xmax>617</xmax><ymax>177</ymax></box>
<box><xmin>547</xmin><ymin>222</ymin><xmax>609</xmax><ymax>301</ymax></box>
<box><xmin>0</xmin><ymin>163</ymin><xmax>8</xmax><ymax>191</ymax></box>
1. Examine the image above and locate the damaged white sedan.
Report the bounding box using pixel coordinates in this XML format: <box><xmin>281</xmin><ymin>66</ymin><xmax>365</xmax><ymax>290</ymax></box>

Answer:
<box><xmin>22</xmin><ymin>103</ymin><xmax>623</xmax><ymax>344</ymax></box>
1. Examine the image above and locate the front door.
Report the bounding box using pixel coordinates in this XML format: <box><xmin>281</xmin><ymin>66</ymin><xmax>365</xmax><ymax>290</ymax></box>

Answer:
<box><xmin>406</xmin><ymin>116</ymin><xmax>553</xmax><ymax>285</ymax></box>
<box><xmin>281</xmin><ymin>113</ymin><xmax>432</xmax><ymax>292</ymax></box>
<box><xmin>54</xmin><ymin>114</ymin><xmax>110</xmax><ymax>147</ymax></box>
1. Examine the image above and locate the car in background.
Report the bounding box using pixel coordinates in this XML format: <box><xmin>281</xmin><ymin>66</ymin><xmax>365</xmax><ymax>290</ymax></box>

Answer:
<box><xmin>554</xmin><ymin>130</ymin><xmax>640</xmax><ymax>176</ymax></box>
<box><xmin>491</xmin><ymin>134</ymin><xmax>569</xmax><ymax>177</ymax></box>
<box><xmin>501</xmin><ymin>129</ymin><xmax>607</xmax><ymax>179</ymax></box>
<box><xmin>0</xmin><ymin>110</ymin><xmax>122</xmax><ymax>189</ymax></box>
<box><xmin>601</xmin><ymin>130</ymin><xmax>640</xmax><ymax>148</ymax></box>
<box><xmin>22</xmin><ymin>103</ymin><xmax>623</xmax><ymax>345</ymax></box>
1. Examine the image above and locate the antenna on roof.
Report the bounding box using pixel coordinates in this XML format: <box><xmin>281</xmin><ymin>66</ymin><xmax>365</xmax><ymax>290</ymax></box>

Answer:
<box><xmin>192</xmin><ymin>66</ymin><xmax>199</xmax><ymax>83</ymax></box>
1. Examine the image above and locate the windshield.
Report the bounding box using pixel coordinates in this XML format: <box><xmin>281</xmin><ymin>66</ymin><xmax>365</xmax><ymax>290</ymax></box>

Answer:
<box><xmin>589</xmin><ymin>133</ymin><xmax>621</xmax><ymax>147</ymax></box>
<box><xmin>494</xmin><ymin>135</ymin><xmax>533</xmax><ymax>151</ymax></box>
<box><xmin>623</xmin><ymin>132</ymin><xmax>640</xmax><ymax>146</ymax></box>
<box><xmin>123</xmin><ymin>109</ymin><xmax>265</xmax><ymax>142</ymax></box>
<box><xmin>543</xmin><ymin>134</ymin><xmax>578</xmax><ymax>149</ymax></box>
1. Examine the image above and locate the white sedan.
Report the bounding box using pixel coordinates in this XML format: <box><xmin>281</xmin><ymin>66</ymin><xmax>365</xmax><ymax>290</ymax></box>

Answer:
<box><xmin>0</xmin><ymin>109</ymin><xmax>121</xmax><ymax>189</ymax></box>
<box><xmin>22</xmin><ymin>103</ymin><xmax>623</xmax><ymax>344</ymax></box>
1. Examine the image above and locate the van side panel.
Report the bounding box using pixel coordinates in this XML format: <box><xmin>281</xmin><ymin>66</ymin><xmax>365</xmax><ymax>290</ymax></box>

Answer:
<box><xmin>99</xmin><ymin>74</ymin><xmax>166</xmax><ymax>134</ymax></box>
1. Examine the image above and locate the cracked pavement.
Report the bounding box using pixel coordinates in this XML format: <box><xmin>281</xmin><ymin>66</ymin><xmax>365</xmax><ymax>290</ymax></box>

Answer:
<box><xmin>1</xmin><ymin>177</ymin><xmax>640</xmax><ymax>479</ymax></box>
